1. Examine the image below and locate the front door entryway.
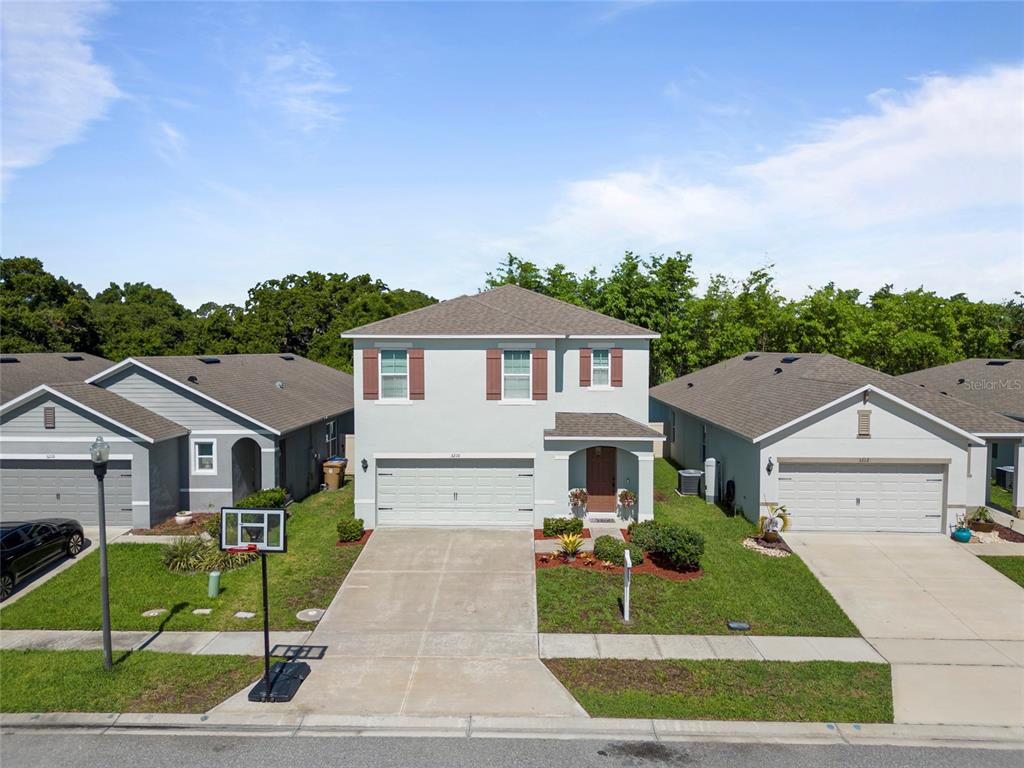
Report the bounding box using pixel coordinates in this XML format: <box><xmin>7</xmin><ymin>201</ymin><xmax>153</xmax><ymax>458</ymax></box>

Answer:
<box><xmin>586</xmin><ymin>446</ymin><xmax>616</xmax><ymax>513</ymax></box>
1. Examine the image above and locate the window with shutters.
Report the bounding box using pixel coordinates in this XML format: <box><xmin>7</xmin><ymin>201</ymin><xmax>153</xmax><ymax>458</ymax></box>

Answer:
<box><xmin>379</xmin><ymin>350</ymin><xmax>409</xmax><ymax>400</ymax></box>
<box><xmin>502</xmin><ymin>350</ymin><xmax>531</xmax><ymax>400</ymax></box>
<box><xmin>857</xmin><ymin>410</ymin><xmax>871</xmax><ymax>438</ymax></box>
<box><xmin>43</xmin><ymin>406</ymin><xmax>55</xmax><ymax>429</ymax></box>
<box><xmin>590</xmin><ymin>349</ymin><xmax>611</xmax><ymax>387</ymax></box>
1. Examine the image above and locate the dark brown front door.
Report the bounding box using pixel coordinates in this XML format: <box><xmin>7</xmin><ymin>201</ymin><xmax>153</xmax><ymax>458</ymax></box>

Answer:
<box><xmin>587</xmin><ymin>447</ymin><xmax>616</xmax><ymax>513</ymax></box>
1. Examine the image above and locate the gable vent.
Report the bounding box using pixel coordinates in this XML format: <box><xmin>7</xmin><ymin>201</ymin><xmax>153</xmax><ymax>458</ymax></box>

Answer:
<box><xmin>43</xmin><ymin>406</ymin><xmax>55</xmax><ymax>430</ymax></box>
<box><xmin>986</xmin><ymin>360</ymin><xmax>1010</xmax><ymax>366</ymax></box>
<box><xmin>780</xmin><ymin>355</ymin><xmax>800</xmax><ymax>364</ymax></box>
<box><xmin>199</xmin><ymin>356</ymin><xmax>220</xmax><ymax>364</ymax></box>
<box><xmin>62</xmin><ymin>354</ymin><xmax>84</xmax><ymax>361</ymax></box>
<box><xmin>0</xmin><ymin>356</ymin><xmax>18</xmax><ymax>364</ymax></box>
<box><xmin>857</xmin><ymin>409</ymin><xmax>871</xmax><ymax>438</ymax></box>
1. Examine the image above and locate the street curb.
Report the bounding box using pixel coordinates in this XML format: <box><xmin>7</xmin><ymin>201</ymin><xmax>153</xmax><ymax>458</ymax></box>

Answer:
<box><xmin>2</xmin><ymin>712</ymin><xmax>1022</xmax><ymax>749</ymax></box>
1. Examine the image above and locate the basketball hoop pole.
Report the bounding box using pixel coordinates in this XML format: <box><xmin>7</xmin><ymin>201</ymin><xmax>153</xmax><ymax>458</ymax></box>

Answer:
<box><xmin>259</xmin><ymin>550</ymin><xmax>271</xmax><ymax>702</ymax></box>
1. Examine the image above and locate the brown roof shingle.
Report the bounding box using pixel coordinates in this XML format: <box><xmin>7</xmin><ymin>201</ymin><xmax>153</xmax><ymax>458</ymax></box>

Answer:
<box><xmin>0</xmin><ymin>353</ymin><xmax>113</xmax><ymax>402</ymax></box>
<box><xmin>544</xmin><ymin>412</ymin><xmax>665</xmax><ymax>440</ymax></box>
<box><xmin>900</xmin><ymin>358</ymin><xmax>1024</xmax><ymax>420</ymax></box>
<box><xmin>650</xmin><ymin>353</ymin><xmax>1024</xmax><ymax>441</ymax></box>
<box><xmin>48</xmin><ymin>383</ymin><xmax>188</xmax><ymax>442</ymax></box>
<box><xmin>342</xmin><ymin>284</ymin><xmax>656</xmax><ymax>338</ymax></box>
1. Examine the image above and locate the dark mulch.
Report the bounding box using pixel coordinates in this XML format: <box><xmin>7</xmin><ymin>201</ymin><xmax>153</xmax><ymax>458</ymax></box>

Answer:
<box><xmin>534</xmin><ymin>528</ymin><xmax>592</xmax><ymax>540</ymax></box>
<box><xmin>751</xmin><ymin>536</ymin><xmax>793</xmax><ymax>553</ymax></box>
<box><xmin>130</xmin><ymin>513</ymin><xmax>214</xmax><ymax>537</ymax></box>
<box><xmin>337</xmin><ymin>530</ymin><xmax>373</xmax><ymax>547</ymax></box>
<box><xmin>995</xmin><ymin>523</ymin><xmax>1024</xmax><ymax>543</ymax></box>
<box><xmin>535</xmin><ymin>552</ymin><xmax>703</xmax><ymax>583</ymax></box>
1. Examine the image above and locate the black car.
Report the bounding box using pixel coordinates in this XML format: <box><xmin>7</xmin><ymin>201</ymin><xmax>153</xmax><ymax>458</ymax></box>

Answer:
<box><xmin>0</xmin><ymin>519</ymin><xmax>85</xmax><ymax>600</ymax></box>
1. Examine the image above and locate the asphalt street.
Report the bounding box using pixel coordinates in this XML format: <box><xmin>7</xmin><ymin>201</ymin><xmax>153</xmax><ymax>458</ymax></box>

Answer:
<box><xmin>2</xmin><ymin>733</ymin><xmax>1021</xmax><ymax>768</ymax></box>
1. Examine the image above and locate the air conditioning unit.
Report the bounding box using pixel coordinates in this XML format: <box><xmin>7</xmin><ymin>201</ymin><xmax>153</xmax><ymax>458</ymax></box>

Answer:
<box><xmin>677</xmin><ymin>469</ymin><xmax>703</xmax><ymax>496</ymax></box>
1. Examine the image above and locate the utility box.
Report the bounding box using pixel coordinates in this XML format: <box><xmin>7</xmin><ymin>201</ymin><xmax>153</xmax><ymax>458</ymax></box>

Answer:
<box><xmin>678</xmin><ymin>469</ymin><xmax>703</xmax><ymax>496</ymax></box>
<box><xmin>704</xmin><ymin>458</ymin><xmax>717</xmax><ymax>504</ymax></box>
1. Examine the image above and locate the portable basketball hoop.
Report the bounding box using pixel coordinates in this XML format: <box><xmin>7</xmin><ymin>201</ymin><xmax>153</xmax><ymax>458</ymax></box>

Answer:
<box><xmin>220</xmin><ymin>506</ymin><xmax>308</xmax><ymax>703</ymax></box>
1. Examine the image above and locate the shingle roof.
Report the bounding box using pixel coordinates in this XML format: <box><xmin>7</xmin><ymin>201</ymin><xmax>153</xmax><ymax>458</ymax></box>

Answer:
<box><xmin>92</xmin><ymin>354</ymin><xmax>353</xmax><ymax>434</ymax></box>
<box><xmin>899</xmin><ymin>358</ymin><xmax>1024</xmax><ymax>421</ymax></box>
<box><xmin>650</xmin><ymin>353</ymin><xmax>1024</xmax><ymax>441</ymax></box>
<box><xmin>0</xmin><ymin>353</ymin><xmax>113</xmax><ymax>403</ymax></box>
<box><xmin>342</xmin><ymin>284</ymin><xmax>656</xmax><ymax>338</ymax></box>
<box><xmin>47</xmin><ymin>383</ymin><xmax>188</xmax><ymax>442</ymax></box>
<box><xmin>544</xmin><ymin>412</ymin><xmax>666</xmax><ymax>440</ymax></box>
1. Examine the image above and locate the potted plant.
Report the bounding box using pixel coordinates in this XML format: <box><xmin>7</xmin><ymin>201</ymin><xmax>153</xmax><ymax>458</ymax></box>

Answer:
<box><xmin>568</xmin><ymin>487</ymin><xmax>588</xmax><ymax>515</ymax></box>
<box><xmin>557</xmin><ymin>533</ymin><xmax>585</xmax><ymax>562</ymax></box>
<box><xmin>174</xmin><ymin>511</ymin><xmax>193</xmax><ymax>526</ymax></box>
<box><xmin>952</xmin><ymin>512</ymin><xmax>972</xmax><ymax>543</ymax></box>
<box><xmin>758</xmin><ymin>503</ymin><xmax>789</xmax><ymax>543</ymax></box>
<box><xmin>966</xmin><ymin>507</ymin><xmax>995</xmax><ymax>533</ymax></box>
<box><xmin>618</xmin><ymin>489</ymin><xmax>637</xmax><ymax>512</ymax></box>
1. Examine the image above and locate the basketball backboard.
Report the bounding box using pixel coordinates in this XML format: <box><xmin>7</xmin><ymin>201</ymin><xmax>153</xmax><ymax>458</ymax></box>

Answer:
<box><xmin>220</xmin><ymin>507</ymin><xmax>287</xmax><ymax>553</ymax></box>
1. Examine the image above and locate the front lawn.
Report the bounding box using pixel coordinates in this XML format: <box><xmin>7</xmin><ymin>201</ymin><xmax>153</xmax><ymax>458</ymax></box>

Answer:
<box><xmin>545</xmin><ymin>658</ymin><xmax>893</xmax><ymax>722</ymax></box>
<box><xmin>0</xmin><ymin>485</ymin><xmax>361</xmax><ymax>631</ymax></box>
<box><xmin>979</xmin><ymin>556</ymin><xmax>1024</xmax><ymax>588</ymax></box>
<box><xmin>989</xmin><ymin>481</ymin><xmax>1015</xmax><ymax>512</ymax></box>
<box><xmin>0</xmin><ymin>650</ymin><xmax>264</xmax><ymax>713</ymax></box>
<box><xmin>536</xmin><ymin>459</ymin><xmax>858</xmax><ymax>636</ymax></box>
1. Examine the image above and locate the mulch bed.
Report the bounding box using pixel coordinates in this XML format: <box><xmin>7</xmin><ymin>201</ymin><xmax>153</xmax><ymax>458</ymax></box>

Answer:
<box><xmin>130</xmin><ymin>513</ymin><xmax>214</xmax><ymax>536</ymax></box>
<box><xmin>336</xmin><ymin>530</ymin><xmax>373</xmax><ymax>547</ymax></box>
<box><xmin>535</xmin><ymin>552</ymin><xmax>703</xmax><ymax>582</ymax></box>
<box><xmin>995</xmin><ymin>522</ymin><xmax>1024</xmax><ymax>543</ymax></box>
<box><xmin>534</xmin><ymin>528</ymin><xmax>592</xmax><ymax>540</ymax></box>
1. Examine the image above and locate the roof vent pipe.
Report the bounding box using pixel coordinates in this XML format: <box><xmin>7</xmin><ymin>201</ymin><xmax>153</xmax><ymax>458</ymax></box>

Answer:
<box><xmin>773</xmin><ymin>367</ymin><xmax>782</xmax><ymax>375</ymax></box>
<box><xmin>275</xmin><ymin>381</ymin><xmax>285</xmax><ymax>389</ymax></box>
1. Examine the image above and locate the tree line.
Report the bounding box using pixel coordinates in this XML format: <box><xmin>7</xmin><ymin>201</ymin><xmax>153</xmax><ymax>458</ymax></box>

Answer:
<box><xmin>2</xmin><ymin>254</ymin><xmax>1021</xmax><ymax>383</ymax></box>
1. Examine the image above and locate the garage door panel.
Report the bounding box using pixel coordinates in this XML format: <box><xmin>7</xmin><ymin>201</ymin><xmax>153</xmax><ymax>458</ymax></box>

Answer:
<box><xmin>1</xmin><ymin>460</ymin><xmax>133</xmax><ymax>526</ymax></box>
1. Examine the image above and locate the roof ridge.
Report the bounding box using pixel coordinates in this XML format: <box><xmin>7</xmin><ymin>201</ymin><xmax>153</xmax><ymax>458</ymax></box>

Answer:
<box><xmin>484</xmin><ymin>284</ymin><xmax>654</xmax><ymax>334</ymax></box>
<box><xmin>468</xmin><ymin>292</ymin><xmax>564</xmax><ymax>335</ymax></box>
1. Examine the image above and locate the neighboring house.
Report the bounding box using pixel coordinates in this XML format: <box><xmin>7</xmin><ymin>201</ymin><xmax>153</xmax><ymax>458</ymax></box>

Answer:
<box><xmin>900</xmin><ymin>358</ymin><xmax>1024</xmax><ymax>492</ymax></box>
<box><xmin>1</xmin><ymin>353</ymin><xmax>353</xmax><ymax>528</ymax></box>
<box><xmin>341</xmin><ymin>284</ymin><xmax>664</xmax><ymax>529</ymax></box>
<box><xmin>650</xmin><ymin>353</ymin><xmax>1024</xmax><ymax>532</ymax></box>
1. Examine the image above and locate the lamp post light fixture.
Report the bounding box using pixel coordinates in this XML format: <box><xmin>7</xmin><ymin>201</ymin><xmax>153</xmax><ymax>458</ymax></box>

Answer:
<box><xmin>90</xmin><ymin>436</ymin><xmax>113</xmax><ymax>671</ymax></box>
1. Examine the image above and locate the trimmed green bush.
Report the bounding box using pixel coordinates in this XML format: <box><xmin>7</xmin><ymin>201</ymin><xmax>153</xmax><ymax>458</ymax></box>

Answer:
<box><xmin>626</xmin><ymin>519</ymin><xmax>704</xmax><ymax>571</ymax></box>
<box><xmin>337</xmin><ymin>517</ymin><xmax>365</xmax><ymax>543</ymax></box>
<box><xmin>543</xmin><ymin>517</ymin><xmax>584</xmax><ymax>537</ymax></box>
<box><xmin>236</xmin><ymin>488</ymin><xmax>288</xmax><ymax>509</ymax></box>
<box><xmin>592</xmin><ymin>535</ymin><xmax>643</xmax><ymax>566</ymax></box>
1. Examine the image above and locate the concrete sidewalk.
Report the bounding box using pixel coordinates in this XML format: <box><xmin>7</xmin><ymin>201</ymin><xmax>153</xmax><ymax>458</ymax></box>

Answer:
<box><xmin>0</xmin><ymin>629</ymin><xmax>310</xmax><ymax>656</ymax></box>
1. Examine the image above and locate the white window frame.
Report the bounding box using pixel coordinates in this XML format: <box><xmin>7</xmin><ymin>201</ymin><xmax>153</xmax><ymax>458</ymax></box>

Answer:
<box><xmin>501</xmin><ymin>349</ymin><xmax>533</xmax><ymax>401</ymax></box>
<box><xmin>590</xmin><ymin>348</ymin><xmax>612</xmax><ymax>389</ymax></box>
<box><xmin>379</xmin><ymin>349</ymin><xmax>409</xmax><ymax>401</ymax></box>
<box><xmin>191</xmin><ymin>438</ymin><xmax>217</xmax><ymax>475</ymax></box>
<box><xmin>326</xmin><ymin>420</ymin><xmax>338</xmax><ymax>456</ymax></box>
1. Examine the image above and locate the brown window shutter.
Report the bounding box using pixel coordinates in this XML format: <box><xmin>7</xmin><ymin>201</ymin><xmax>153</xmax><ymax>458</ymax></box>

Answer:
<box><xmin>43</xmin><ymin>406</ymin><xmax>56</xmax><ymax>429</ymax></box>
<box><xmin>611</xmin><ymin>348</ymin><xmax>624</xmax><ymax>387</ymax></box>
<box><xmin>532</xmin><ymin>349</ymin><xmax>548</xmax><ymax>400</ymax></box>
<box><xmin>409</xmin><ymin>349</ymin><xmax>425</xmax><ymax>400</ymax></box>
<box><xmin>486</xmin><ymin>349</ymin><xmax>502</xmax><ymax>400</ymax></box>
<box><xmin>579</xmin><ymin>348</ymin><xmax>592</xmax><ymax>387</ymax></box>
<box><xmin>362</xmin><ymin>348</ymin><xmax>379</xmax><ymax>400</ymax></box>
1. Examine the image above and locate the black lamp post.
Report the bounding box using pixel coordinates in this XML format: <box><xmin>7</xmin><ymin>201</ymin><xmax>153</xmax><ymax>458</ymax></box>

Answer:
<box><xmin>90</xmin><ymin>436</ymin><xmax>113</xmax><ymax>670</ymax></box>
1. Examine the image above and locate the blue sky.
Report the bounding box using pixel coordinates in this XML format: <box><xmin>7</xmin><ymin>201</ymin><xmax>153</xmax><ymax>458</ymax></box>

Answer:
<box><xmin>2</xmin><ymin>1</ymin><xmax>1022</xmax><ymax>308</ymax></box>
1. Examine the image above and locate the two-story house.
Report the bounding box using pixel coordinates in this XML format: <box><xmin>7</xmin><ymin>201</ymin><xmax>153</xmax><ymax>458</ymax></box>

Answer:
<box><xmin>342</xmin><ymin>284</ymin><xmax>664</xmax><ymax>529</ymax></box>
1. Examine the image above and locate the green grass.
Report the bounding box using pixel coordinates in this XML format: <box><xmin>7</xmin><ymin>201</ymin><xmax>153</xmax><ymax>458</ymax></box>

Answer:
<box><xmin>979</xmin><ymin>556</ymin><xmax>1024</xmax><ymax>587</ymax></box>
<box><xmin>545</xmin><ymin>658</ymin><xmax>893</xmax><ymax>722</ymax></box>
<box><xmin>537</xmin><ymin>459</ymin><xmax>858</xmax><ymax>636</ymax></box>
<box><xmin>0</xmin><ymin>485</ymin><xmax>362</xmax><ymax>631</ymax></box>
<box><xmin>0</xmin><ymin>650</ymin><xmax>265</xmax><ymax>713</ymax></box>
<box><xmin>989</xmin><ymin>481</ymin><xmax>1015</xmax><ymax>512</ymax></box>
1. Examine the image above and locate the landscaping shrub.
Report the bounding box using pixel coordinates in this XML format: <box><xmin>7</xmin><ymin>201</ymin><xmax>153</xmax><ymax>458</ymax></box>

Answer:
<box><xmin>627</xmin><ymin>519</ymin><xmax>660</xmax><ymax>551</ymax></box>
<box><xmin>592</xmin><ymin>535</ymin><xmax>643</xmax><ymax>566</ymax></box>
<box><xmin>162</xmin><ymin>537</ymin><xmax>208</xmax><ymax>573</ymax></box>
<box><xmin>205</xmin><ymin>514</ymin><xmax>221</xmax><ymax>540</ymax></box>
<box><xmin>201</xmin><ymin>546</ymin><xmax>258</xmax><ymax>572</ymax></box>
<box><xmin>337</xmin><ymin>517</ymin><xmax>365</xmax><ymax>542</ymax></box>
<box><xmin>236</xmin><ymin>488</ymin><xmax>288</xmax><ymax>509</ymax></box>
<box><xmin>626</xmin><ymin>520</ymin><xmax>704</xmax><ymax>571</ymax></box>
<box><xmin>543</xmin><ymin>517</ymin><xmax>584</xmax><ymax>537</ymax></box>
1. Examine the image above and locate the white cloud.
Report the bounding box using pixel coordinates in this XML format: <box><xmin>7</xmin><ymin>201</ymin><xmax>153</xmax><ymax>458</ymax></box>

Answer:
<box><xmin>152</xmin><ymin>121</ymin><xmax>186</xmax><ymax>164</ymax></box>
<box><xmin>498</xmin><ymin>66</ymin><xmax>1024</xmax><ymax>301</ymax></box>
<box><xmin>1</xmin><ymin>2</ymin><xmax>121</xmax><ymax>186</ymax></box>
<box><xmin>252</xmin><ymin>42</ymin><xmax>348</xmax><ymax>132</ymax></box>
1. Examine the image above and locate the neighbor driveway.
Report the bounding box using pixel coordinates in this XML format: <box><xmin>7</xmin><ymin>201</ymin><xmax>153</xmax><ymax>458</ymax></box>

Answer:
<box><xmin>787</xmin><ymin>533</ymin><xmax>1024</xmax><ymax>726</ymax></box>
<box><xmin>216</xmin><ymin>528</ymin><xmax>584</xmax><ymax>718</ymax></box>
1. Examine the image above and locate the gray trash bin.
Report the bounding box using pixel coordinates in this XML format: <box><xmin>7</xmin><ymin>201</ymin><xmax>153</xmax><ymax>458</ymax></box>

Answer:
<box><xmin>678</xmin><ymin>469</ymin><xmax>703</xmax><ymax>496</ymax></box>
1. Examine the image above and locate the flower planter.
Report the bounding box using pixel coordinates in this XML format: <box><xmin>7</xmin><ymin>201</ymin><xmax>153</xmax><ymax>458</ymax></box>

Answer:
<box><xmin>969</xmin><ymin>521</ymin><xmax>995</xmax><ymax>533</ymax></box>
<box><xmin>951</xmin><ymin>528</ymin><xmax>972</xmax><ymax>543</ymax></box>
<box><xmin>174</xmin><ymin>513</ymin><xmax>193</xmax><ymax>526</ymax></box>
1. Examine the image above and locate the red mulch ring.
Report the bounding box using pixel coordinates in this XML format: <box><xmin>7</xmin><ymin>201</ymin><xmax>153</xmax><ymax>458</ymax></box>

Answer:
<box><xmin>620</xmin><ymin>529</ymin><xmax>630</xmax><ymax>541</ymax></box>
<box><xmin>131</xmin><ymin>513</ymin><xmax>214</xmax><ymax>536</ymax></box>
<box><xmin>535</xmin><ymin>552</ymin><xmax>703</xmax><ymax>582</ymax></box>
<box><xmin>336</xmin><ymin>530</ymin><xmax>373</xmax><ymax>547</ymax></box>
<box><xmin>534</xmin><ymin>528</ymin><xmax>592</xmax><ymax>540</ymax></box>
<box><xmin>995</xmin><ymin>523</ymin><xmax>1024</xmax><ymax>543</ymax></box>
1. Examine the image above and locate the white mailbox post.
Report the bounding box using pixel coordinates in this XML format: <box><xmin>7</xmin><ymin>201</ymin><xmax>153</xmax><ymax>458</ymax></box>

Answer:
<box><xmin>623</xmin><ymin>548</ymin><xmax>632</xmax><ymax>624</ymax></box>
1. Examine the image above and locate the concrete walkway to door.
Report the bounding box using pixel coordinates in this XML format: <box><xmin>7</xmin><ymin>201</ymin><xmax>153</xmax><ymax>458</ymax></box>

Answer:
<box><xmin>214</xmin><ymin>529</ymin><xmax>585</xmax><ymax>718</ymax></box>
<box><xmin>787</xmin><ymin>533</ymin><xmax>1024</xmax><ymax>727</ymax></box>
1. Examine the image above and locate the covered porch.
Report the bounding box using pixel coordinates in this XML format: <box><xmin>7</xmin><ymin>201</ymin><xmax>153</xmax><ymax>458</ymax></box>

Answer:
<box><xmin>984</xmin><ymin>435</ymin><xmax>1024</xmax><ymax>516</ymax></box>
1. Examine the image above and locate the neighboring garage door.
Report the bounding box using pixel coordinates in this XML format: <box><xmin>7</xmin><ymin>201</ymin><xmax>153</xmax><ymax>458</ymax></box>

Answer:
<box><xmin>777</xmin><ymin>462</ymin><xmax>944</xmax><ymax>533</ymax></box>
<box><xmin>0</xmin><ymin>460</ymin><xmax>134</xmax><ymax>526</ymax></box>
<box><xmin>376</xmin><ymin>458</ymin><xmax>534</xmax><ymax>527</ymax></box>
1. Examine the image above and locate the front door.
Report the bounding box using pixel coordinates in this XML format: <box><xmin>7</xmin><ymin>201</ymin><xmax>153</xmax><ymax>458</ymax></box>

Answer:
<box><xmin>586</xmin><ymin>447</ymin><xmax>617</xmax><ymax>513</ymax></box>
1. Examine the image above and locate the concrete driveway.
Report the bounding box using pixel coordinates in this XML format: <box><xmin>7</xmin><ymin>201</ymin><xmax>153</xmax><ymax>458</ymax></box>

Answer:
<box><xmin>787</xmin><ymin>533</ymin><xmax>1024</xmax><ymax>726</ymax></box>
<box><xmin>216</xmin><ymin>528</ymin><xmax>584</xmax><ymax>718</ymax></box>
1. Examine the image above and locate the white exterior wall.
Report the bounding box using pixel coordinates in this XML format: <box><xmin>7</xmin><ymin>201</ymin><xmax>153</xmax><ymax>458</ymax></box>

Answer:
<box><xmin>352</xmin><ymin>337</ymin><xmax>652</xmax><ymax>528</ymax></box>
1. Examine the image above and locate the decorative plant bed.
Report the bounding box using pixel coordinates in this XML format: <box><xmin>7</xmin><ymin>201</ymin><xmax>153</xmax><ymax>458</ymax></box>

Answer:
<box><xmin>995</xmin><ymin>523</ymin><xmax>1024</xmax><ymax>543</ymax></box>
<box><xmin>742</xmin><ymin>536</ymin><xmax>792</xmax><ymax>558</ymax></box>
<box><xmin>534</xmin><ymin>528</ymin><xmax>591</xmax><ymax>541</ymax></box>
<box><xmin>965</xmin><ymin>523</ymin><xmax>1024</xmax><ymax>545</ymax></box>
<box><xmin>535</xmin><ymin>552</ymin><xmax>703</xmax><ymax>583</ymax></box>
<box><xmin>336</xmin><ymin>530</ymin><xmax>373</xmax><ymax>547</ymax></box>
<box><xmin>130</xmin><ymin>513</ymin><xmax>214</xmax><ymax>537</ymax></box>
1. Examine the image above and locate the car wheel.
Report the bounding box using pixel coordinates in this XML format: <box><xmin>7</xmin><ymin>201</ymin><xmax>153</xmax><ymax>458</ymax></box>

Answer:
<box><xmin>67</xmin><ymin>533</ymin><xmax>84</xmax><ymax>556</ymax></box>
<box><xmin>0</xmin><ymin>574</ymin><xmax>13</xmax><ymax>601</ymax></box>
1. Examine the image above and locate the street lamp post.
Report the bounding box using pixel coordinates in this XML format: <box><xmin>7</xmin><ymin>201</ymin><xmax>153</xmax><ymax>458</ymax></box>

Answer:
<box><xmin>90</xmin><ymin>436</ymin><xmax>113</xmax><ymax>670</ymax></box>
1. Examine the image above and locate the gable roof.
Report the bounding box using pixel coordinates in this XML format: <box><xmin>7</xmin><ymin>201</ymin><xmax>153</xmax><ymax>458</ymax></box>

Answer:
<box><xmin>341</xmin><ymin>284</ymin><xmax>657</xmax><ymax>338</ymax></box>
<box><xmin>899</xmin><ymin>358</ymin><xmax>1024</xmax><ymax>421</ymax></box>
<box><xmin>0</xmin><ymin>353</ymin><xmax>113</xmax><ymax>403</ymax></box>
<box><xmin>650</xmin><ymin>352</ymin><xmax>1024</xmax><ymax>443</ymax></box>
<box><xmin>87</xmin><ymin>354</ymin><xmax>353</xmax><ymax>435</ymax></box>
<box><xmin>544</xmin><ymin>412</ymin><xmax>665</xmax><ymax>441</ymax></box>
<box><xmin>1</xmin><ymin>383</ymin><xmax>187</xmax><ymax>443</ymax></box>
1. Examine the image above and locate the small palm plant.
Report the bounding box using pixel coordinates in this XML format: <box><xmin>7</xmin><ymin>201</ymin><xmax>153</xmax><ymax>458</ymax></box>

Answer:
<box><xmin>557</xmin><ymin>533</ymin><xmax>585</xmax><ymax>561</ymax></box>
<box><xmin>758</xmin><ymin>503</ymin><xmax>790</xmax><ymax>543</ymax></box>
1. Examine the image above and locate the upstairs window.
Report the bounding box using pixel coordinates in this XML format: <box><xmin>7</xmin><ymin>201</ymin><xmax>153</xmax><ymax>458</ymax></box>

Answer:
<box><xmin>380</xmin><ymin>350</ymin><xmax>409</xmax><ymax>400</ymax></box>
<box><xmin>502</xmin><ymin>350</ymin><xmax>531</xmax><ymax>400</ymax></box>
<box><xmin>591</xmin><ymin>349</ymin><xmax>611</xmax><ymax>387</ymax></box>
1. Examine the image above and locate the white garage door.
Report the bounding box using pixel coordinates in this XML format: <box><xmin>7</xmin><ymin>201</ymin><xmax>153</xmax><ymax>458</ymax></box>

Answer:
<box><xmin>0</xmin><ymin>459</ymin><xmax>134</xmax><ymax>526</ymax></box>
<box><xmin>376</xmin><ymin>458</ymin><xmax>534</xmax><ymax>527</ymax></box>
<box><xmin>777</xmin><ymin>463</ymin><xmax>944</xmax><ymax>533</ymax></box>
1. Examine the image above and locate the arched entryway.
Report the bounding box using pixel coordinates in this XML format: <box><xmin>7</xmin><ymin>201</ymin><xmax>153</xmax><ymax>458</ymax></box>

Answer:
<box><xmin>231</xmin><ymin>437</ymin><xmax>262</xmax><ymax>503</ymax></box>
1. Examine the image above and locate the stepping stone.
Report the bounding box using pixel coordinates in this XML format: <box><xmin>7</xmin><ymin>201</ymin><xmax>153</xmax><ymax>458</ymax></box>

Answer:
<box><xmin>234</xmin><ymin>611</ymin><xmax>256</xmax><ymax>619</ymax></box>
<box><xmin>192</xmin><ymin>608</ymin><xmax>212</xmax><ymax>616</ymax></box>
<box><xmin>296</xmin><ymin>608</ymin><xmax>325</xmax><ymax>622</ymax></box>
<box><xmin>142</xmin><ymin>609</ymin><xmax>167</xmax><ymax>618</ymax></box>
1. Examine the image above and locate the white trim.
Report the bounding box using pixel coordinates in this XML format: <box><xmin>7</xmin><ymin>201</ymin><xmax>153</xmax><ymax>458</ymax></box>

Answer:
<box><xmin>379</xmin><ymin>348</ymin><xmax>410</xmax><ymax>401</ymax></box>
<box><xmin>498</xmin><ymin>400</ymin><xmax>536</xmax><ymax>406</ymax></box>
<box><xmin>260</xmin><ymin>447</ymin><xmax>277</xmax><ymax>453</ymax></box>
<box><xmin>185</xmin><ymin>429</ymin><xmax>275</xmax><ymax>436</ymax></box>
<box><xmin>373</xmin><ymin>400</ymin><xmax>413</xmax><ymax>406</ymax></box>
<box><xmin>569</xmin><ymin>334</ymin><xmax>659</xmax><ymax>340</ymax></box>
<box><xmin>344</xmin><ymin>333</ymin><xmax>562</xmax><ymax>339</ymax></box>
<box><xmin>535</xmin><ymin>499</ymin><xmax>556</xmax><ymax>505</ymax></box>
<box><xmin>0</xmin><ymin>435</ymin><xmax>137</xmax><ymax>443</ymax></box>
<box><xmin>751</xmin><ymin>385</ymin><xmax>985</xmax><ymax>446</ymax></box>
<box><xmin>590</xmin><ymin>348</ymin><xmax>611</xmax><ymax>388</ymax></box>
<box><xmin>501</xmin><ymin>349</ymin><xmax>532</xmax><ymax>402</ymax></box>
<box><xmin>180</xmin><ymin>487</ymin><xmax>232</xmax><ymax>493</ymax></box>
<box><xmin>637</xmin><ymin>454</ymin><xmax>655</xmax><ymax>461</ymax></box>
<box><xmin>544</xmin><ymin>435</ymin><xmax>666</xmax><ymax>442</ymax></box>
<box><xmin>85</xmin><ymin>358</ymin><xmax>281</xmax><ymax>435</ymax></box>
<box><xmin>354</xmin><ymin>498</ymin><xmax>376</xmax><ymax>504</ymax></box>
<box><xmin>586</xmin><ymin>386</ymin><xmax>614</xmax><ymax>392</ymax></box>
<box><xmin>0</xmin><ymin>385</ymin><xmax>158</xmax><ymax>444</ymax></box>
<box><xmin>374</xmin><ymin>452</ymin><xmax>536</xmax><ymax>459</ymax></box>
<box><xmin>132</xmin><ymin>501</ymin><xmax>150</xmax><ymax>506</ymax></box>
<box><xmin>976</xmin><ymin>433</ymin><xmax>1024</xmax><ymax>439</ymax></box>
<box><xmin>190</xmin><ymin>438</ymin><xmax>217</xmax><ymax>475</ymax></box>
<box><xmin>776</xmin><ymin>456</ymin><xmax>953</xmax><ymax>466</ymax></box>
<box><xmin>499</xmin><ymin>342</ymin><xmax>536</xmax><ymax>349</ymax></box>
<box><xmin>0</xmin><ymin>453</ymin><xmax>133</xmax><ymax>461</ymax></box>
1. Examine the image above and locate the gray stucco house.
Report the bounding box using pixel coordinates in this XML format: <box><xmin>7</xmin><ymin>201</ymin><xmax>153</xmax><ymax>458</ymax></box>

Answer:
<box><xmin>0</xmin><ymin>353</ymin><xmax>353</xmax><ymax>528</ymax></box>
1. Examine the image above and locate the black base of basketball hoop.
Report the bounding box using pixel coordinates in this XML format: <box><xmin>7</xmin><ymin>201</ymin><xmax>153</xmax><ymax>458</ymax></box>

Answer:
<box><xmin>247</xmin><ymin>660</ymin><xmax>310</xmax><ymax>703</ymax></box>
